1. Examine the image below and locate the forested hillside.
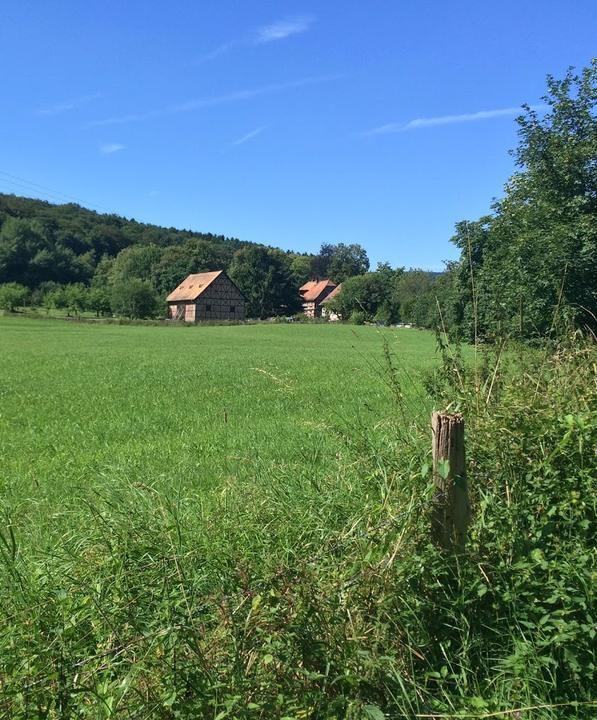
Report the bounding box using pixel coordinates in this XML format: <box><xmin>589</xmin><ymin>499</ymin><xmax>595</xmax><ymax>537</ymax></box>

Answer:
<box><xmin>0</xmin><ymin>193</ymin><xmax>370</xmax><ymax>318</ymax></box>
<box><xmin>0</xmin><ymin>192</ymin><xmax>251</xmax><ymax>281</ymax></box>
<box><xmin>0</xmin><ymin>192</ymin><xmax>438</xmax><ymax>323</ymax></box>
<box><xmin>0</xmin><ymin>192</ymin><xmax>443</xmax><ymax>325</ymax></box>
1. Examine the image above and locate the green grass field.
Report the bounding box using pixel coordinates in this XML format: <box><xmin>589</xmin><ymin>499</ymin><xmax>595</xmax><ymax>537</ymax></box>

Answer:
<box><xmin>0</xmin><ymin>317</ymin><xmax>437</xmax><ymax>532</ymax></box>
<box><xmin>0</xmin><ymin>317</ymin><xmax>442</xmax><ymax>717</ymax></box>
<box><xmin>1</xmin><ymin>317</ymin><xmax>593</xmax><ymax>719</ymax></box>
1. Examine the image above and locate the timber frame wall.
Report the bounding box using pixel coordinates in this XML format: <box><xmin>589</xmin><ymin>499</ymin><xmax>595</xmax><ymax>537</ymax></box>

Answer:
<box><xmin>168</xmin><ymin>274</ymin><xmax>245</xmax><ymax>322</ymax></box>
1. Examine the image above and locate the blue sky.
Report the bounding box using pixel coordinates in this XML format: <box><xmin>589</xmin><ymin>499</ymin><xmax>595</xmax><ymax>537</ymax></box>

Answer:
<box><xmin>1</xmin><ymin>1</ymin><xmax>595</xmax><ymax>270</ymax></box>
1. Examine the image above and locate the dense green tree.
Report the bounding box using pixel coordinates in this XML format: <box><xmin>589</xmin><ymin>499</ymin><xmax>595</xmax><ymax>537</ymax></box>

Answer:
<box><xmin>0</xmin><ymin>216</ymin><xmax>92</xmax><ymax>287</ymax></box>
<box><xmin>329</xmin><ymin>271</ymin><xmax>394</xmax><ymax>322</ymax></box>
<box><xmin>309</xmin><ymin>243</ymin><xmax>370</xmax><ymax>283</ymax></box>
<box><xmin>87</xmin><ymin>224</ymin><xmax>132</xmax><ymax>257</ymax></box>
<box><xmin>289</xmin><ymin>254</ymin><xmax>314</xmax><ymax>286</ymax></box>
<box><xmin>30</xmin><ymin>281</ymin><xmax>59</xmax><ymax>309</ymax></box>
<box><xmin>0</xmin><ymin>217</ymin><xmax>45</xmax><ymax>285</ymax></box>
<box><xmin>57</xmin><ymin>228</ymin><xmax>92</xmax><ymax>256</ymax></box>
<box><xmin>109</xmin><ymin>244</ymin><xmax>163</xmax><ymax>286</ymax></box>
<box><xmin>29</xmin><ymin>244</ymin><xmax>92</xmax><ymax>285</ymax></box>
<box><xmin>326</xmin><ymin>262</ymin><xmax>410</xmax><ymax>323</ymax></box>
<box><xmin>0</xmin><ymin>193</ymin><xmax>271</xmax><ymax>293</ymax></box>
<box><xmin>0</xmin><ymin>282</ymin><xmax>28</xmax><ymax>311</ymax></box>
<box><xmin>45</xmin><ymin>286</ymin><xmax>68</xmax><ymax>312</ymax></box>
<box><xmin>151</xmin><ymin>239</ymin><xmax>231</xmax><ymax>295</ymax></box>
<box><xmin>376</xmin><ymin>261</ymin><xmax>403</xmax><ymax>284</ymax></box>
<box><xmin>327</xmin><ymin>243</ymin><xmax>370</xmax><ymax>283</ymax></box>
<box><xmin>229</xmin><ymin>246</ymin><xmax>300</xmax><ymax>318</ymax></box>
<box><xmin>110</xmin><ymin>279</ymin><xmax>160</xmax><ymax>319</ymax></box>
<box><xmin>88</xmin><ymin>287</ymin><xmax>111</xmax><ymax>317</ymax></box>
<box><xmin>326</xmin><ymin>265</ymin><xmax>442</xmax><ymax>327</ymax></box>
<box><xmin>394</xmin><ymin>270</ymin><xmax>439</xmax><ymax>327</ymax></box>
<box><xmin>91</xmin><ymin>255</ymin><xmax>115</xmax><ymax>289</ymax></box>
<box><xmin>447</xmin><ymin>62</ymin><xmax>597</xmax><ymax>339</ymax></box>
<box><xmin>63</xmin><ymin>283</ymin><xmax>89</xmax><ymax>316</ymax></box>
<box><xmin>310</xmin><ymin>243</ymin><xmax>336</xmax><ymax>278</ymax></box>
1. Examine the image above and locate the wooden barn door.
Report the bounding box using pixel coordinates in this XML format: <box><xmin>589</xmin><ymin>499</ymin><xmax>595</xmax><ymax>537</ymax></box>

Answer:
<box><xmin>184</xmin><ymin>304</ymin><xmax>196</xmax><ymax>322</ymax></box>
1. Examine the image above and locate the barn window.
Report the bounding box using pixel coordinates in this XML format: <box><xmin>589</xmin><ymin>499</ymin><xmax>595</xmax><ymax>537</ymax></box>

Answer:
<box><xmin>206</xmin><ymin>304</ymin><xmax>211</xmax><ymax>311</ymax></box>
<box><xmin>230</xmin><ymin>305</ymin><xmax>235</xmax><ymax>313</ymax></box>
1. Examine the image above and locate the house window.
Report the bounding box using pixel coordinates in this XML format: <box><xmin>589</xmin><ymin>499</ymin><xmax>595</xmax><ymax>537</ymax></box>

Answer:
<box><xmin>206</xmin><ymin>304</ymin><xmax>211</xmax><ymax>312</ymax></box>
<box><xmin>230</xmin><ymin>305</ymin><xmax>235</xmax><ymax>313</ymax></box>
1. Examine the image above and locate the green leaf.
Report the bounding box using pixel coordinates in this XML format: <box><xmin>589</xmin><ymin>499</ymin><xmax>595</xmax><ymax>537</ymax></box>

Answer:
<box><xmin>251</xmin><ymin>593</ymin><xmax>262</xmax><ymax>611</ymax></box>
<box><xmin>437</xmin><ymin>459</ymin><xmax>451</xmax><ymax>480</ymax></box>
<box><xmin>364</xmin><ymin>704</ymin><xmax>386</xmax><ymax>720</ymax></box>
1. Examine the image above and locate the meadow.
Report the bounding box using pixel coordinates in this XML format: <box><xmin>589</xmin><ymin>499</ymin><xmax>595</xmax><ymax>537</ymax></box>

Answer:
<box><xmin>0</xmin><ymin>317</ymin><xmax>593</xmax><ymax>719</ymax></box>
<box><xmin>0</xmin><ymin>317</ymin><xmax>438</xmax><ymax>538</ymax></box>
<box><xmin>0</xmin><ymin>318</ymin><xmax>439</xmax><ymax>717</ymax></box>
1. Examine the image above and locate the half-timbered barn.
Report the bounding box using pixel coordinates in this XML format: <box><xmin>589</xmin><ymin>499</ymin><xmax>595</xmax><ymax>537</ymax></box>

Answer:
<box><xmin>166</xmin><ymin>270</ymin><xmax>245</xmax><ymax>322</ymax></box>
<box><xmin>299</xmin><ymin>279</ymin><xmax>337</xmax><ymax>318</ymax></box>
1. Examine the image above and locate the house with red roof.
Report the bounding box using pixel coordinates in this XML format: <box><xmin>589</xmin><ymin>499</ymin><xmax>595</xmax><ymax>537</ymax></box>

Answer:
<box><xmin>299</xmin><ymin>279</ymin><xmax>337</xmax><ymax>318</ymax></box>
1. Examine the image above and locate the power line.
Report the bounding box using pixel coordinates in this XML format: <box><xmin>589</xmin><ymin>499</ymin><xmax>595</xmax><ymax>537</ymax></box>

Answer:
<box><xmin>0</xmin><ymin>169</ymin><xmax>111</xmax><ymax>211</ymax></box>
<box><xmin>0</xmin><ymin>177</ymin><xmax>89</xmax><ymax>209</ymax></box>
<box><xmin>0</xmin><ymin>169</ymin><xmax>114</xmax><ymax>213</ymax></box>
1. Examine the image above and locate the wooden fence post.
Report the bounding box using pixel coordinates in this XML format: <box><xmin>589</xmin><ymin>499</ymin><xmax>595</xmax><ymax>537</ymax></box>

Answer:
<box><xmin>431</xmin><ymin>411</ymin><xmax>470</xmax><ymax>551</ymax></box>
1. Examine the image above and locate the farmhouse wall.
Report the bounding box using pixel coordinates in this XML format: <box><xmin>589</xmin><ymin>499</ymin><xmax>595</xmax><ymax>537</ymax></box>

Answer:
<box><xmin>194</xmin><ymin>274</ymin><xmax>245</xmax><ymax>321</ymax></box>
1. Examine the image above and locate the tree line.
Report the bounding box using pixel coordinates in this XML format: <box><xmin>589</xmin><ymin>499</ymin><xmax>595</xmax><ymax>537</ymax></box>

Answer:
<box><xmin>0</xmin><ymin>191</ymin><xmax>370</xmax><ymax>318</ymax></box>
<box><xmin>0</xmin><ymin>190</ymin><xmax>452</xmax><ymax>325</ymax></box>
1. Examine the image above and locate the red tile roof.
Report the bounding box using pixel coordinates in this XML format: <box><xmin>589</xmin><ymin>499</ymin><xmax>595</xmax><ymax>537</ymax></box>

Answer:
<box><xmin>299</xmin><ymin>279</ymin><xmax>336</xmax><ymax>302</ymax></box>
<box><xmin>166</xmin><ymin>271</ymin><xmax>223</xmax><ymax>302</ymax></box>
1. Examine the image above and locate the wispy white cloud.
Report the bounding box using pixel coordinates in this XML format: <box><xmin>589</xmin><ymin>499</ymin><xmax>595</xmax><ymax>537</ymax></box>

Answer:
<box><xmin>100</xmin><ymin>143</ymin><xmax>125</xmax><ymax>154</ymax></box>
<box><xmin>193</xmin><ymin>15</ymin><xmax>314</xmax><ymax>65</ymax></box>
<box><xmin>38</xmin><ymin>93</ymin><xmax>101</xmax><ymax>116</ymax></box>
<box><xmin>253</xmin><ymin>16</ymin><xmax>314</xmax><ymax>44</ymax></box>
<box><xmin>89</xmin><ymin>74</ymin><xmax>340</xmax><ymax>127</ymax></box>
<box><xmin>362</xmin><ymin>105</ymin><xmax>547</xmax><ymax>136</ymax></box>
<box><xmin>229</xmin><ymin>126</ymin><xmax>267</xmax><ymax>148</ymax></box>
